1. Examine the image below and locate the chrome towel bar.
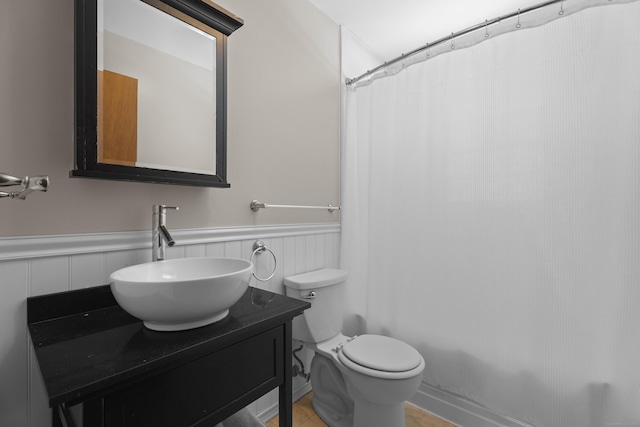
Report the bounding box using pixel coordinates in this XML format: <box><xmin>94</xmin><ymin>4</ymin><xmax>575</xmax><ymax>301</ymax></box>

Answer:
<box><xmin>250</xmin><ymin>200</ymin><xmax>340</xmax><ymax>212</ymax></box>
<box><xmin>0</xmin><ymin>172</ymin><xmax>49</xmax><ymax>200</ymax></box>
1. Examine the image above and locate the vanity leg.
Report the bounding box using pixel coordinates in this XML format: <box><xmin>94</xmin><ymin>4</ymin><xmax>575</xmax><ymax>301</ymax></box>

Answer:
<box><xmin>53</xmin><ymin>404</ymin><xmax>77</xmax><ymax>427</ymax></box>
<box><xmin>52</xmin><ymin>406</ymin><xmax>62</xmax><ymax>427</ymax></box>
<box><xmin>83</xmin><ymin>398</ymin><xmax>105</xmax><ymax>427</ymax></box>
<box><xmin>279</xmin><ymin>320</ymin><xmax>293</xmax><ymax>427</ymax></box>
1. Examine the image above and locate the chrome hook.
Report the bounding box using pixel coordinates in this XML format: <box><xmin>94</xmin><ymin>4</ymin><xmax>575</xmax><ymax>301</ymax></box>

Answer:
<box><xmin>485</xmin><ymin>20</ymin><xmax>490</xmax><ymax>38</ymax></box>
<box><xmin>559</xmin><ymin>1</ymin><xmax>565</xmax><ymax>15</ymax></box>
<box><xmin>516</xmin><ymin>9</ymin><xmax>522</xmax><ymax>29</ymax></box>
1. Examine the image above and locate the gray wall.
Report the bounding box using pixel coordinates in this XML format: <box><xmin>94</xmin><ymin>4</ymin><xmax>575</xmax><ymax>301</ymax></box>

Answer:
<box><xmin>0</xmin><ymin>0</ymin><xmax>341</xmax><ymax>237</ymax></box>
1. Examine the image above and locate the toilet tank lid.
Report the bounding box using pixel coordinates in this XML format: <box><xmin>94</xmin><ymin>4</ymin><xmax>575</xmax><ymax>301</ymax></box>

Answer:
<box><xmin>284</xmin><ymin>268</ymin><xmax>348</xmax><ymax>290</ymax></box>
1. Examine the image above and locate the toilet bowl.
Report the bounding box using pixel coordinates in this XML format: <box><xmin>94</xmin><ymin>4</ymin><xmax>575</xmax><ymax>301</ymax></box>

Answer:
<box><xmin>284</xmin><ymin>269</ymin><xmax>425</xmax><ymax>427</ymax></box>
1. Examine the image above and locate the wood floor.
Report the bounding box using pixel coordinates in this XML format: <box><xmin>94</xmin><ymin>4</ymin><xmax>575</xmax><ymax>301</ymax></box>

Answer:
<box><xmin>266</xmin><ymin>392</ymin><xmax>457</xmax><ymax>427</ymax></box>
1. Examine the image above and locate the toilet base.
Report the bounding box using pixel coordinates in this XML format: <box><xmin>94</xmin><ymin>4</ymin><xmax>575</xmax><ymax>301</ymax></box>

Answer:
<box><xmin>312</xmin><ymin>397</ymin><xmax>353</xmax><ymax>427</ymax></box>
<box><xmin>351</xmin><ymin>399</ymin><xmax>406</xmax><ymax>427</ymax></box>
<box><xmin>310</xmin><ymin>354</ymin><xmax>353</xmax><ymax>427</ymax></box>
<box><xmin>310</xmin><ymin>352</ymin><xmax>411</xmax><ymax>427</ymax></box>
<box><xmin>313</xmin><ymin>394</ymin><xmax>406</xmax><ymax>427</ymax></box>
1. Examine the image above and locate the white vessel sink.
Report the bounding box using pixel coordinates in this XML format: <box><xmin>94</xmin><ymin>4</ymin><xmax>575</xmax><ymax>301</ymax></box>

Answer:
<box><xmin>110</xmin><ymin>257</ymin><xmax>253</xmax><ymax>331</ymax></box>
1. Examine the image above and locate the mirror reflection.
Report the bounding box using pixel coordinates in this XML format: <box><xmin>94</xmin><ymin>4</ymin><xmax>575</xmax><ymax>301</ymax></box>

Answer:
<box><xmin>98</xmin><ymin>0</ymin><xmax>217</xmax><ymax>175</ymax></box>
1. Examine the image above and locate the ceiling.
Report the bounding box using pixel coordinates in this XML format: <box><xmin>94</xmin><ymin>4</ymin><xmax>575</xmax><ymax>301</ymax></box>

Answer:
<box><xmin>308</xmin><ymin>0</ymin><xmax>544</xmax><ymax>63</ymax></box>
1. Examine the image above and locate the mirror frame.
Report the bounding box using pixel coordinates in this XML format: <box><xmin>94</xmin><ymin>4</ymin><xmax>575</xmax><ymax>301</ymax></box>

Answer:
<box><xmin>72</xmin><ymin>0</ymin><xmax>243</xmax><ymax>187</ymax></box>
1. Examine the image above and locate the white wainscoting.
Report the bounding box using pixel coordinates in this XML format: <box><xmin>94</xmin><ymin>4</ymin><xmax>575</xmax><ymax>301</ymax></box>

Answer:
<box><xmin>0</xmin><ymin>223</ymin><xmax>340</xmax><ymax>427</ymax></box>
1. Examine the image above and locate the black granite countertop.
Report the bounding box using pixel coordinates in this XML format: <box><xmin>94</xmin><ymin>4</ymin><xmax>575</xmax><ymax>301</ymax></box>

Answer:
<box><xmin>27</xmin><ymin>285</ymin><xmax>310</xmax><ymax>408</ymax></box>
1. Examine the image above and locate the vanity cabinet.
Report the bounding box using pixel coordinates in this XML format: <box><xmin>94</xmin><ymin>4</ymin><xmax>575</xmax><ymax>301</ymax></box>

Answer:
<box><xmin>97</xmin><ymin>327</ymin><xmax>282</xmax><ymax>426</ymax></box>
<box><xmin>28</xmin><ymin>286</ymin><xmax>310</xmax><ymax>427</ymax></box>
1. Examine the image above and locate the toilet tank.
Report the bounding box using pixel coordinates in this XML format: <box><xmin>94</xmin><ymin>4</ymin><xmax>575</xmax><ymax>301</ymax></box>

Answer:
<box><xmin>284</xmin><ymin>268</ymin><xmax>348</xmax><ymax>343</ymax></box>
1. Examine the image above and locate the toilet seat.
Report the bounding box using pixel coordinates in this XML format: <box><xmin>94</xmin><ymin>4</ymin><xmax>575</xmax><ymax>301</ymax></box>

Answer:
<box><xmin>338</xmin><ymin>334</ymin><xmax>424</xmax><ymax>380</ymax></box>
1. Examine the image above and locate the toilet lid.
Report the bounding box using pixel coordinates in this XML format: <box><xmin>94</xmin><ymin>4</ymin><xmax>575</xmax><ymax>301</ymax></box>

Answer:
<box><xmin>341</xmin><ymin>335</ymin><xmax>422</xmax><ymax>372</ymax></box>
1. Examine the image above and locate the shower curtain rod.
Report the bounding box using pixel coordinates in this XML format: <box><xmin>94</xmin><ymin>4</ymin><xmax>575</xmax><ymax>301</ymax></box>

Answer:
<box><xmin>345</xmin><ymin>0</ymin><xmax>565</xmax><ymax>86</ymax></box>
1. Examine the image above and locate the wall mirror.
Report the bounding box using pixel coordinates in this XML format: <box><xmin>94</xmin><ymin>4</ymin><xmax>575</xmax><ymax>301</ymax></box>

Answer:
<box><xmin>73</xmin><ymin>0</ymin><xmax>243</xmax><ymax>187</ymax></box>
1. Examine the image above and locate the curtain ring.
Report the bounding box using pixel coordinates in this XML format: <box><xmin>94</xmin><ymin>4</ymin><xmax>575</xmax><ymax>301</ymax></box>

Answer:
<box><xmin>250</xmin><ymin>241</ymin><xmax>277</xmax><ymax>282</ymax></box>
<box><xmin>450</xmin><ymin>33</ymin><xmax>456</xmax><ymax>50</ymax></box>
<box><xmin>425</xmin><ymin>43</ymin><xmax>430</xmax><ymax>59</ymax></box>
<box><xmin>485</xmin><ymin>20</ymin><xmax>490</xmax><ymax>38</ymax></box>
<box><xmin>559</xmin><ymin>1</ymin><xmax>565</xmax><ymax>15</ymax></box>
<box><xmin>516</xmin><ymin>9</ymin><xmax>521</xmax><ymax>28</ymax></box>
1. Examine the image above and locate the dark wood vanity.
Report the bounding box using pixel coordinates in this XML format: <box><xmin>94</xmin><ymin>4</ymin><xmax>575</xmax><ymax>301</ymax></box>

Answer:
<box><xmin>28</xmin><ymin>285</ymin><xmax>310</xmax><ymax>427</ymax></box>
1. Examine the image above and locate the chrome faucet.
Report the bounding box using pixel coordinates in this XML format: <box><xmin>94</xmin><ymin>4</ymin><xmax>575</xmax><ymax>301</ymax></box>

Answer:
<box><xmin>152</xmin><ymin>204</ymin><xmax>179</xmax><ymax>261</ymax></box>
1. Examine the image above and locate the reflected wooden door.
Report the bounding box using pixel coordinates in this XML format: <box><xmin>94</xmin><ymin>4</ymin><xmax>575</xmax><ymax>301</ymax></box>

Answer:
<box><xmin>98</xmin><ymin>70</ymin><xmax>138</xmax><ymax>166</ymax></box>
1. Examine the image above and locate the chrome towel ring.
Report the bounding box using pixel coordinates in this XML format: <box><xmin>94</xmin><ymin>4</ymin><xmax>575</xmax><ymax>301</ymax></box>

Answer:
<box><xmin>250</xmin><ymin>240</ymin><xmax>277</xmax><ymax>282</ymax></box>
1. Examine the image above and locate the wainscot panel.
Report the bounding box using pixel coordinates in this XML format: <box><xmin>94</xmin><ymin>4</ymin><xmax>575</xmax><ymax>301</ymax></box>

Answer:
<box><xmin>0</xmin><ymin>223</ymin><xmax>340</xmax><ymax>427</ymax></box>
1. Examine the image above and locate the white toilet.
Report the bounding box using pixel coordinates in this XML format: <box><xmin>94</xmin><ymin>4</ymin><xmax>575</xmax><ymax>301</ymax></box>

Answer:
<box><xmin>284</xmin><ymin>268</ymin><xmax>425</xmax><ymax>427</ymax></box>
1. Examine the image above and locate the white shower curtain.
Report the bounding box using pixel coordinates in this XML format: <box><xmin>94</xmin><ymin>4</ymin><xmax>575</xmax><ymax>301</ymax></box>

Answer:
<box><xmin>341</xmin><ymin>2</ymin><xmax>640</xmax><ymax>426</ymax></box>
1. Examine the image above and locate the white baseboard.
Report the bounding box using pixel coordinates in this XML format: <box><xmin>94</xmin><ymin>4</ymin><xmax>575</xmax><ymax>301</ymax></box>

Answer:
<box><xmin>409</xmin><ymin>383</ymin><xmax>532</xmax><ymax>427</ymax></box>
<box><xmin>257</xmin><ymin>382</ymin><xmax>313</xmax><ymax>423</ymax></box>
<box><xmin>257</xmin><ymin>381</ymin><xmax>531</xmax><ymax>427</ymax></box>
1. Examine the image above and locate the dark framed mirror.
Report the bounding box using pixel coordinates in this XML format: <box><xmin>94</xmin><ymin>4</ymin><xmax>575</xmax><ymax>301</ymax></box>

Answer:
<box><xmin>72</xmin><ymin>0</ymin><xmax>243</xmax><ymax>187</ymax></box>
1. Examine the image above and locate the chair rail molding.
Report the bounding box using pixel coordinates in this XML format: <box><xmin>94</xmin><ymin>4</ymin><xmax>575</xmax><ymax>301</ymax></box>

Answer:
<box><xmin>0</xmin><ymin>223</ymin><xmax>340</xmax><ymax>261</ymax></box>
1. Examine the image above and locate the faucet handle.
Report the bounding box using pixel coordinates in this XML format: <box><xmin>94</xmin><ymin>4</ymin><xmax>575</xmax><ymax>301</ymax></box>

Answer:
<box><xmin>154</xmin><ymin>204</ymin><xmax>180</xmax><ymax>213</ymax></box>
